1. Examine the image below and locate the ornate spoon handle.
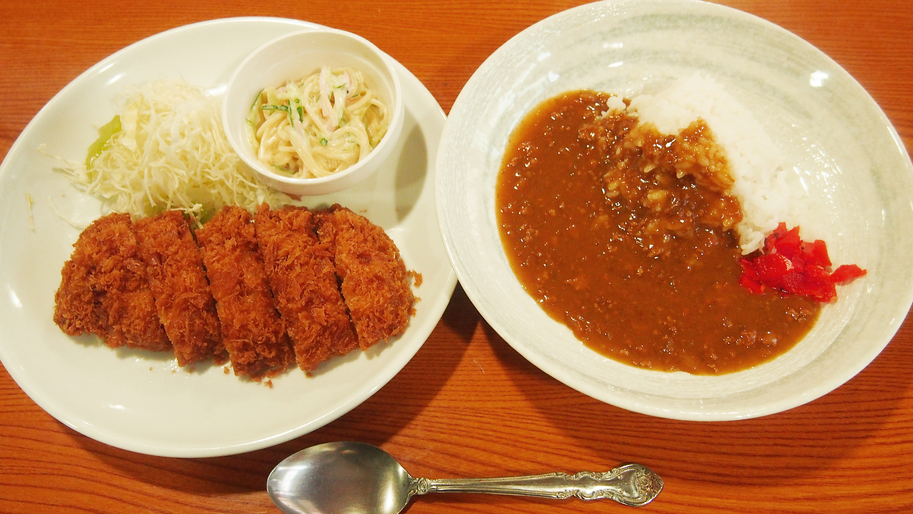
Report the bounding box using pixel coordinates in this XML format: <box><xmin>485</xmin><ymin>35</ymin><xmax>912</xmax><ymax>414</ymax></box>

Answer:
<box><xmin>409</xmin><ymin>463</ymin><xmax>662</xmax><ymax>507</ymax></box>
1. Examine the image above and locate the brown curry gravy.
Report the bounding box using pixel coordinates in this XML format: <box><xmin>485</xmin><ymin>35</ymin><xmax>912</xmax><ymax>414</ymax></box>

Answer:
<box><xmin>496</xmin><ymin>91</ymin><xmax>820</xmax><ymax>374</ymax></box>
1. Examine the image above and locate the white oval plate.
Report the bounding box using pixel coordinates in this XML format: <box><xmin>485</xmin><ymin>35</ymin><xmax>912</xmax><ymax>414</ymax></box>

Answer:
<box><xmin>0</xmin><ymin>17</ymin><xmax>456</xmax><ymax>457</ymax></box>
<box><xmin>436</xmin><ymin>0</ymin><xmax>913</xmax><ymax>421</ymax></box>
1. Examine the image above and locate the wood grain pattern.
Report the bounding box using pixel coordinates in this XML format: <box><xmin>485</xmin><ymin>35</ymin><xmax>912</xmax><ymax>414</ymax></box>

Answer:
<box><xmin>1</xmin><ymin>0</ymin><xmax>912</xmax><ymax>512</ymax></box>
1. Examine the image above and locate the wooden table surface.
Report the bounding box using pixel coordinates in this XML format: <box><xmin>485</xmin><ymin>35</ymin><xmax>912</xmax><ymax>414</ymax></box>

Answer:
<box><xmin>1</xmin><ymin>0</ymin><xmax>911</xmax><ymax>512</ymax></box>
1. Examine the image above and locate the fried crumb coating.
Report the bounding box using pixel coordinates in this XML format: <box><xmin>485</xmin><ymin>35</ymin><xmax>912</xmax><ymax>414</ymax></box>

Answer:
<box><xmin>255</xmin><ymin>204</ymin><xmax>358</xmax><ymax>373</ymax></box>
<box><xmin>134</xmin><ymin>210</ymin><xmax>226</xmax><ymax>366</ymax></box>
<box><xmin>53</xmin><ymin>212</ymin><xmax>171</xmax><ymax>351</ymax></box>
<box><xmin>195</xmin><ymin>206</ymin><xmax>293</xmax><ymax>379</ymax></box>
<box><xmin>316</xmin><ymin>205</ymin><xmax>415</xmax><ymax>349</ymax></box>
<box><xmin>53</xmin><ymin>202</ymin><xmax>418</xmax><ymax>378</ymax></box>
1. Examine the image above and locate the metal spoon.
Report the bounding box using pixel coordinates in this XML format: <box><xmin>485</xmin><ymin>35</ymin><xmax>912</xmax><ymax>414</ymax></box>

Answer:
<box><xmin>267</xmin><ymin>441</ymin><xmax>662</xmax><ymax>513</ymax></box>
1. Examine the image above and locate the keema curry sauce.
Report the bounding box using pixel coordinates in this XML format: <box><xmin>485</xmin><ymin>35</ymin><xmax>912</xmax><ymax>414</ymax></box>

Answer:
<box><xmin>496</xmin><ymin>91</ymin><xmax>822</xmax><ymax>375</ymax></box>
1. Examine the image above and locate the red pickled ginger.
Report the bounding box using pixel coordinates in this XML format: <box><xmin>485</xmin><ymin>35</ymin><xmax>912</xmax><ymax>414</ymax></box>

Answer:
<box><xmin>739</xmin><ymin>223</ymin><xmax>866</xmax><ymax>302</ymax></box>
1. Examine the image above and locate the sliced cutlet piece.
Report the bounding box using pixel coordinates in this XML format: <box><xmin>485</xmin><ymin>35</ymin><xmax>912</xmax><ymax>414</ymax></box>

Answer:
<box><xmin>53</xmin><ymin>212</ymin><xmax>171</xmax><ymax>351</ymax></box>
<box><xmin>54</xmin><ymin>227</ymin><xmax>107</xmax><ymax>340</ymax></box>
<box><xmin>134</xmin><ymin>210</ymin><xmax>226</xmax><ymax>366</ymax></box>
<box><xmin>196</xmin><ymin>205</ymin><xmax>293</xmax><ymax>379</ymax></box>
<box><xmin>255</xmin><ymin>204</ymin><xmax>358</xmax><ymax>373</ymax></box>
<box><xmin>316</xmin><ymin>205</ymin><xmax>415</xmax><ymax>349</ymax></box>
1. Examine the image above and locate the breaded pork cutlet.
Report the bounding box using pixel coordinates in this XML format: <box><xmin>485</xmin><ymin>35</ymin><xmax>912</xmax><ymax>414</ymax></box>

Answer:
<box><xmin>134</xmin><ymin>210</ymin><xmax>226</xmax><ymax>366</ymax></box>
<box><xmin>53</xmin><ymin>212</ymin><xmax>171</xmax><ymax>351</ymax></box>
<box><xmin>316</xmin><ymin>205</ymin><xmax>415</xmax><ymax>349</ymax></box>
<box><xmin>196</xmin><ymin>206</ymin><xmax>293</xmax><ymax>379</ymax></box>
<box><xmin>255</xmin><ymin>204</ymin><xmax>358</xmax><ymax>373</ymax></box>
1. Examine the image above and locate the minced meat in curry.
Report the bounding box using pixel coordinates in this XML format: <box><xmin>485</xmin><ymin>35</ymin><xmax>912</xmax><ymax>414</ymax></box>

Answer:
<box><xmin>496</xmin><ymin>91</ymin><xmax>820</xmax><ymax>375</ymax></box>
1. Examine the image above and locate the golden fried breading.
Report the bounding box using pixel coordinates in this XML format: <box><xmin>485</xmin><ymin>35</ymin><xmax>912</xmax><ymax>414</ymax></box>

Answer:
<box><xmin>54</xmin><ymin>236</ymin><xmax>106</xmax><ymax>339</ymax></box>
<box><xmin>195</xmin><ymin>206</ymin><xmax>293</xmax><ymax>379</ymax></box>
<box><xmin>134</xmin><ymin>210</ymin><xmax>226</xmax><ymax>366</ymax></box>
<box><xmin>255</xmin><ymin>204</ymin><xmax>358</xmax><ymax>373</ymax></box>
<box><xmin>53</xmin><ymin>212</ymin><xmax>171</xmax><ymax>351</ymax></box>
<box><xmin>316</xmin><ymin>205</ymin><xmax>415</xmax><ymax>349</ymax></box>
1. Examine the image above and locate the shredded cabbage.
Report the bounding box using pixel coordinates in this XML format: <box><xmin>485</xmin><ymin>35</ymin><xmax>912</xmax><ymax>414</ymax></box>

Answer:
<box><xmin>54</xmin><ymin>79</ymin><xmax>294</xmax><ymax>222</ymax></box>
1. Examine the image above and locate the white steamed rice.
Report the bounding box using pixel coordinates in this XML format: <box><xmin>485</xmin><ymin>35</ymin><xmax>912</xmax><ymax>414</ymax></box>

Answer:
<box><xmin>620</xmin><ymin>74</ymin><xmax>801</xmax><ymax>254</ymax></box>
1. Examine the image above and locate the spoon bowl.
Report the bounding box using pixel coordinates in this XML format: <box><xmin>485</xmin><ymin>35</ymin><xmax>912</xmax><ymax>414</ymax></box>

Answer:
<box><xmin>267</xmin><ymin>441</ymin><xmax>662</xmax><ymax>513</ymax></box>
<box><xmin>269</xmin><ymin>441</ymin><xmax>413</xmax><ymax>514</ymax></box>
